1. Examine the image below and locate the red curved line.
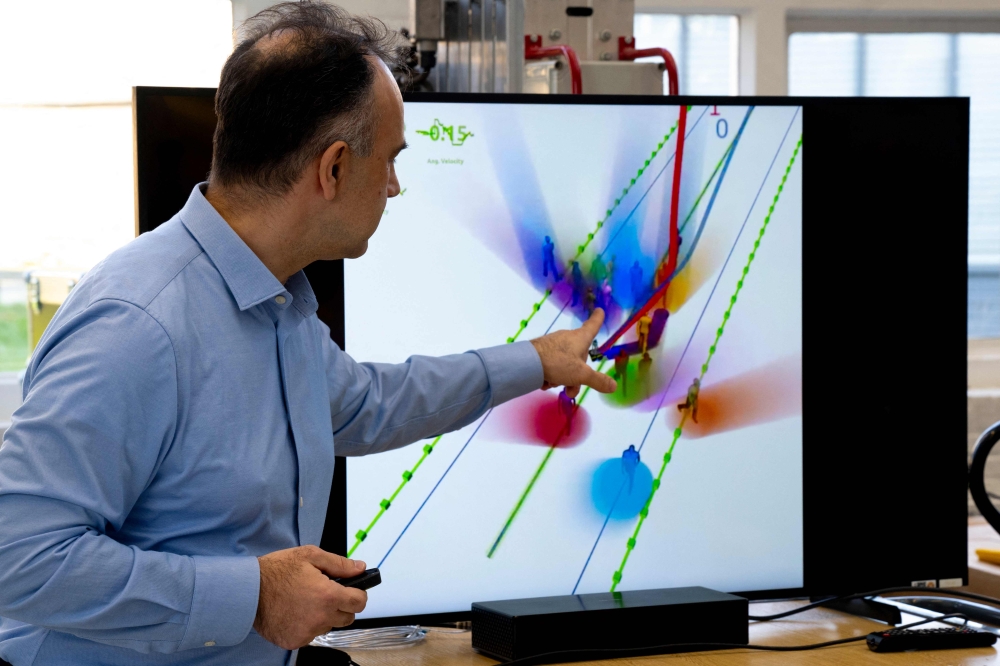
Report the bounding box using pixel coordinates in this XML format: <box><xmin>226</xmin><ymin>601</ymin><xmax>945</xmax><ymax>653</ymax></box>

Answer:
<box><xmin>597</xmin><ymin>104</ymin><xmax>687</xmax><ymax>356</ymax></box>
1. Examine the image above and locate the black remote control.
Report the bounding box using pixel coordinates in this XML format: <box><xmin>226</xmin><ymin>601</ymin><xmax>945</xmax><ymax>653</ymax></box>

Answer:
<box><xmin>332</xmin><ymin>567</ymin><xmax>381</xmax><ymax>591</ymax></box>
<box><xmin>867</xmin><ymin>626</ymin><xmax>997</xmax><ymax>652</ymax></box>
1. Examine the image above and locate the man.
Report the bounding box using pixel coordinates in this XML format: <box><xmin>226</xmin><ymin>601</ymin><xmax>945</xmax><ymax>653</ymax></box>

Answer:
<box><xmin>678</xmin><ymin>377</ymin><xmax>702</xmax><ymax>424</ymax></box>
<box><xmin>557</xmin><ymin>388</ymin><xmax>576</xmax><ymax>437</ymax></box>
<box><xmin>583</xmin><ymin>286</ymin><xmax>597</xmax><ymax>315</ymax></box>
<box><xmin>620</xmin><ymin>444</ymin><xmax>640</xmax><ymax>492</ymax></box>
<box><xmin>589</xmin><ymin>255</ymin><xmax>606</xmax><ymax>284</ymax></box>
<box><xmin>541</xmin><ymin>235</ymin><xmax>561</xmax><ymax>280</ymax></box>
<box><xmin>629</xmin><ymin>259</ymin><xmax>645</xmax><ymax>305</ymax></box>
<box><xmin>0</xmin><ymin>4</ymin><xmax>615</xmax><ymax>665</ymax></box>
<box><xmin>570</xmin><ymin>260</ymin><xmax>584</xmax><ymax>307</ymax></box>
<box><xmin>614</xmin><ymin>349</ymin><xmax>629</xmax><ymax>397</ymax></box>
<box><xmin>637</xmin><ymin>314</ymin><xmax>653</xmax><ymax>355</ymax></box>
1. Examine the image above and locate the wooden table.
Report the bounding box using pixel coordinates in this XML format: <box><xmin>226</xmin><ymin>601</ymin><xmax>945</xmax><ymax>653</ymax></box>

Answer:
<box><xmin>969</xmin><ymin>516</ymin><xmax>1000</xmax><ymax>599</ymax></box>
<box><xmin>347</xmin><ymin>519</ymin><xmax>1000</xmax><ymax>665</ymax></box>
<box><xmin>345</xmin><ymin>600</ymin><xmax>999</xmax><ymax>665</ymax></box>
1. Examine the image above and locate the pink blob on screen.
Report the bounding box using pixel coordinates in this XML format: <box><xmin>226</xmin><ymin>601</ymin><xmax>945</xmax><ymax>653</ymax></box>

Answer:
<box><xmin>483</xmin><ymin>391</ymin><xmax>591</xmax><ymax>448</ymax></box>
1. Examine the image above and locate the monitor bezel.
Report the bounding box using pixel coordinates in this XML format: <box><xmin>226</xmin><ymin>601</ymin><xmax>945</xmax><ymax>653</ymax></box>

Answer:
<box><xmin>350</xmin><ymin>93</ymin><xmax>969</xmax><ymax>628</ymax></box>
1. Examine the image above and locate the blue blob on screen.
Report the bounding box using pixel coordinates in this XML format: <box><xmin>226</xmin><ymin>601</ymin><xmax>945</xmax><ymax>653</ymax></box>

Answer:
<box><xmin>591</xmin><ymin>457</ymin><xmax>654</xmax><ymax>520</ymax></box>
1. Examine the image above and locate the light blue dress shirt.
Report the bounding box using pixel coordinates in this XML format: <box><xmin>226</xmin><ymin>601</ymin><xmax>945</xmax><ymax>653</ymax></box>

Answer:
<box><xmin>0</xmin><ymin>185</ymin><xmax>543</xmax><ymax>666</ymax></box>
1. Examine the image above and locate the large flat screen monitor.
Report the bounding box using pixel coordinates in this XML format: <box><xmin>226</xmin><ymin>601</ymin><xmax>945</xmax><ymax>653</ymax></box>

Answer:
<box><xmin>134</xmin><ymin>89</ymin><xmax>969</xmax><ymax>629</ymax></box>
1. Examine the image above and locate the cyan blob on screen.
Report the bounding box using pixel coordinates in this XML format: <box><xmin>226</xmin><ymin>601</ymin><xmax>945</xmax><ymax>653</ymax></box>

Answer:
<box><xmin>591</xmin><ymin>453</ymin><xmax>655</xmax><ymax>520</ymax></box>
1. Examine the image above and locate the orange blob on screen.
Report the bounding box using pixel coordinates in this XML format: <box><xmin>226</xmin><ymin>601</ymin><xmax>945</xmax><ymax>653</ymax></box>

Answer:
<box><xmin>664</xmin><ymin>239</ymin><xmax>719</xmax><ymax>314</ymax></box>
<box><xmin>667</xmin><ymin>354</ymin><xmax>801</xmax><ymax>438</ymax></box>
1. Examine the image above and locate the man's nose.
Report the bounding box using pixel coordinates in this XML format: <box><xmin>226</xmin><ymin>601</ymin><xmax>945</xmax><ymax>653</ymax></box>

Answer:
<box><xmin>387</xmin><ymin>166</ymin><xmax>401</xmax><ymax>198</ymax></box>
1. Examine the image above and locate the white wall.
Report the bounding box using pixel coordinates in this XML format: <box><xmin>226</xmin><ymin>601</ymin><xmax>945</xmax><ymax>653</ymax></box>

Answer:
<box><xmin>234</xmin><ymin>0</ymin><xmax>1000</xmax><ymax>95</ymax></box>
<box><xmin>232</xmin><ymin>0</ymin><xmax>411</xmax><ymax>35</ymax></box>
<box><xmin>635</xmin><ymin>0</ymin><xmax>1000</xmax><ymax>95</ymax></box>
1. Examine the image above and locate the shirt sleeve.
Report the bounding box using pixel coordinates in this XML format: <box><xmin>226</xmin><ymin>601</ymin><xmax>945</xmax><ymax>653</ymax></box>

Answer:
<box><xmin>0</xmin><ymin>299</ymin><xmax>259</xmax><ymax>654</ymax></box>
<box><xmin>323</xmin><ymin>332</ymin><xmax>544</xmax><ymax>457</ymax></box>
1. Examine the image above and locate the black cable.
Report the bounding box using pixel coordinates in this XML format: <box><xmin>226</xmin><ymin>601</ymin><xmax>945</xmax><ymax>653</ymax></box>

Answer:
<box><xmin>496</xmin><ymin>614</ymin><xmax>970</xmax><ymax>665</ymax></box>
<box><xmin>748</xmin><ymin>586</ymin><xmax>1000</xmax><ymax>621</ymax></box>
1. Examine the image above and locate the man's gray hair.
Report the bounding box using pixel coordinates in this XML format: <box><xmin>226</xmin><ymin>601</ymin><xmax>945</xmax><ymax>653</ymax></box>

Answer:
<box><xmin>210</xmin><ymin>2</ymin><xmax>406</xmax><ymax>197</ymax></box>
<box><xmin>312</xmin><ymin>84</ymin><xmax>381</xmax><ymax>159</ymax></box>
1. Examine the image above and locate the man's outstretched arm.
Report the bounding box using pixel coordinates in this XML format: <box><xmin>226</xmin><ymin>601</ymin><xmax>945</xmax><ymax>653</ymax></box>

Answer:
<box><xmin>326</xmin><ymin>309</ymin><xmax>616</xmax><ymax>455</ymax></box>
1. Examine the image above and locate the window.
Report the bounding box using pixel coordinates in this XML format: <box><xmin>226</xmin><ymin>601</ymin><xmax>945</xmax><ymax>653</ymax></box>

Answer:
<box><xmin>633</xmin><ymin>14</ymin><xmax>739</xmax><ymax>96</ymax></box>
<box><xmin>0</xmin><ymin>1</ymin><xmax>233</xmax><ymax>429</ymax></box>
<box><xmin>790</xmin><ymin>32</ymin><xmax>1000</xmax><ymax>338</ymax></box>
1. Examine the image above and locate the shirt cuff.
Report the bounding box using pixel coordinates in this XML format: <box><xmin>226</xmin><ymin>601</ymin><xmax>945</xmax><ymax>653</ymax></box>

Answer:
<box><xmin>474</xmin><ymin>341</ymin><xmax>544</xmax><ymax>407</ymax></box>
<box><xmin>179</xmin><ymin>555</ymin><xmax>260</xmax><ymax>651</ymax></box>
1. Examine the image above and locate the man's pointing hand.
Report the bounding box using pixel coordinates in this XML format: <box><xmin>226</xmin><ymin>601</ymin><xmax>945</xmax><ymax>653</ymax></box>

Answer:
<box><xmin>530</xmin><ymin>308</ymin><xmax>617</xmax><ymax>399</ymax></box>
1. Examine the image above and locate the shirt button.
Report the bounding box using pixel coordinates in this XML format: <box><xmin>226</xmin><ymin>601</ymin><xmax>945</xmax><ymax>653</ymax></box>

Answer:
<box><xmin>300</xmin><ymin>496</ymin><xmax>304</xmax><ymax>507</ymax></box>
<box><xmin>275</xmin><ymin>295</ymin><xmax>286</xmax><ymax>305</ymax></box>
<box><xmin>204</xmin><ymin>641</ymin><xmax>216</xmax><ymax>647</ymax></box>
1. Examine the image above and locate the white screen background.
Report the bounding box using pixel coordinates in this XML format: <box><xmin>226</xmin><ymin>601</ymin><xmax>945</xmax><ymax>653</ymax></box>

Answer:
<box><xmin>345</xmin><ymin>102</ymin><xmax>804</xmax><ymax>619</ymax></box>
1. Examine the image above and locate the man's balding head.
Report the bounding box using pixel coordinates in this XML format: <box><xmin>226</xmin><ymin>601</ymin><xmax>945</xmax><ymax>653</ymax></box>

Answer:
<box><xmin>210</xmin><ymin>1</ymin><xmax>406</xmax><ymax>199</ymax></box>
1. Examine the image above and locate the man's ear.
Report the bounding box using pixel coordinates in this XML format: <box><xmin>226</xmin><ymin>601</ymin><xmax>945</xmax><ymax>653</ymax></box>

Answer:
<box><xmin>318</xmin><ymin>141</ymin><xmax>350</xmax><ymax>201</ymax></box>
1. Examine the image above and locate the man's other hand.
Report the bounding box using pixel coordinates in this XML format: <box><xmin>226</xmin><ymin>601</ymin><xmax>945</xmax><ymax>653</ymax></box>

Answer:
<box><xmin>254</xmin><ymin>545</ymin><xmax>367</xmax><ymax>650</ymax></box>
<box><xmin>530</xmin><ymin>308</ymin><xmax>617</xmax><ymax>399</ymax></box>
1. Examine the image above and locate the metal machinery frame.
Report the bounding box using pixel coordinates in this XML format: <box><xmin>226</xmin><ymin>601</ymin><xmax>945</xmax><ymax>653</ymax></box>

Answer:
<box><xmin>411</xmin><ymin>0</ymin><xmax>677</xmax><ymax>95</ymax></box>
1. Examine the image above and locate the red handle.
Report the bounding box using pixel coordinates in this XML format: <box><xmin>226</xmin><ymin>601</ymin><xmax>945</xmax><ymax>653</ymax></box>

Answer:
<box><xmin>618</xmin><ymin>36</ymin><xmax>679</xmax><ymax>96</ymax></box>
<box><xmin>525</xmin><ymin>35</ymin><xmax>583</xmax><ymax>95</ymax></box>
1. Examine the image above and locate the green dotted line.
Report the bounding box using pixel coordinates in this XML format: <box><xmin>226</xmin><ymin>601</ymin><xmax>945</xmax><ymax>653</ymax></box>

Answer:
<box><xmin>507</xmin><ymin>290</ymin><xmax>552</xmax><ymax>343</ymax></box>
<box><xmin>348</xmin><ymin>113</ymin><xmax>689</xmax><ymax>555</ymax></box>
<box><xmin>609</xmin><ymin>134</ymin><xmax>803</xmax><ymax>592</ymax></box>
<box><xmin>601</xmin><ymin>117</ymin><xmax>683</xmax><ymax>238</ymax></box>
<box><xmin>347</xmin><ymin>435</ymin><xmax>441</xmax><ymax>557</ymax></box>
<box><xmin>507</xmin><ymin>117</ymin><xmax>683</xmax><ymax>343</ymax></box>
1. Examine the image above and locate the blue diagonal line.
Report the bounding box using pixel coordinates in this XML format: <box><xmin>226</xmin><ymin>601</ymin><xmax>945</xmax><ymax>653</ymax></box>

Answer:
<box><xmin>548</xmin><ymin>107</ymin><xmax>709</xmax><ymax>339</ymax></box>
<box><xmin>544</xmin><ymin>301</ymin><xmax>570</xmax><ymax>335</ymax></box>
<box><xmin>572</xmin><ymin>107</ymin><xmax>802</xmax><ymax>588</ymax></box>
<box><xmin>670</xmin><ymin>106</ymin><xmax>754</xmax><ymax>280</ymax></box>
<box><xmin>379</xmin><ymin>284</ymin><xmax>570</xmax><ymax>566</ymax></box>
<box><xmin>572</xmin><ymin>480</ymin><xmax>625</xmax><ymax>595</ymax></box>
<box><xmin>378</xmin><ymin>410</ymin><xmax>493</xmax><ymax>568</ymax></box>
<box><xmin>639</xmin><ymin>106</ymin><xmax>801</xmax><ymax>452</ymax></box>
<box><xmin>598</xmin><ymin>105</ymin><xmax>711</xmax><ymax>259</ymax></box>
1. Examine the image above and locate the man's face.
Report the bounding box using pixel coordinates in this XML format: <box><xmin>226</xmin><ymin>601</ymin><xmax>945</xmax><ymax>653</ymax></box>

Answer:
<box><xmin>330</xmin><ymin>59</ymin><xmax>406</xmax><ymax>259</ymax></box>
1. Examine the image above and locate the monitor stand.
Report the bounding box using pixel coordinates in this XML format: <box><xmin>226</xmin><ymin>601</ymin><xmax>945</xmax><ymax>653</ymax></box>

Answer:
<box><xmin>813</xmin><ymin>596</ymin><xmax>902</xmax><ymax>625</ymax></box>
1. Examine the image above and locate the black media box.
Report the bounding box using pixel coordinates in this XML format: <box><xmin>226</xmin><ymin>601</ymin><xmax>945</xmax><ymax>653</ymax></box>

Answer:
<box><xmin>471</xmin><ymin>586</ymin><xmax>748</xmax><ymax>662</ymax></box>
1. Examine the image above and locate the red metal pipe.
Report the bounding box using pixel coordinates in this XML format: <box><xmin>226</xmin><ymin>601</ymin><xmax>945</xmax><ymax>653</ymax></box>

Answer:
<box><xmin>525</xmin><ymin>35</ymin><xmax>583</xmax><ymax>95</ymax></box>
<box><xmin>618</xmin><ymin>36</ymin><xmax>679</xmax><ymax>96</ymax></box>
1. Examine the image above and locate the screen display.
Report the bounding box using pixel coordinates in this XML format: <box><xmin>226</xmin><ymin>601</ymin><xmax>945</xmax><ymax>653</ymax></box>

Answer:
<box><xmin>345</xmin><ymin>100</ymin><xmax>804</xmax><ymax>620</ymax></box>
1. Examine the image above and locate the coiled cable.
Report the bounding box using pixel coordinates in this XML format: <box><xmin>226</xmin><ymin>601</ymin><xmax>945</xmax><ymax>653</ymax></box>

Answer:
<box><xmin>310</xmin><ymin>625</ymin><xmax>467</xmax><ymax>650</ymax></box>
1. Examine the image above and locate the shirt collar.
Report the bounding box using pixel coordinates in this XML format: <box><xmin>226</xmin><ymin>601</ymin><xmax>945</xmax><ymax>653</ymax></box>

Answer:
<box><xmin>177</xmin><ymin>184</ymin><xmax>318</xmax><ymax>317</ymax></box>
